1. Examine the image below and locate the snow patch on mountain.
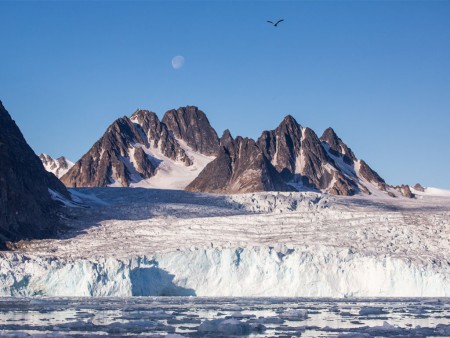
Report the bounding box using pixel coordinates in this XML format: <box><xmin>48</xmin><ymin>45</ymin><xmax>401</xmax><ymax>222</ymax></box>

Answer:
<box><xmin>125</xmin><ymin>140</ymin><xmax>215</xmax><ymax>190</ymax></box>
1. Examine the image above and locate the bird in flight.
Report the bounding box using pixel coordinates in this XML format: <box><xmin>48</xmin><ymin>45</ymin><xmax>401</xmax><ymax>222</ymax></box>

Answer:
<box><xmin>267</xmin><ymin>19</ymin><xmax>284</xmax><ymax>27</ymax></box>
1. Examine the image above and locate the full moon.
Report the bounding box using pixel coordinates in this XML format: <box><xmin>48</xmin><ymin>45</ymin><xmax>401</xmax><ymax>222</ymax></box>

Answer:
<box><xmin>171</xmin><ymin>56</ymin><xmax>185</xmax><ymax>70</ymax></box>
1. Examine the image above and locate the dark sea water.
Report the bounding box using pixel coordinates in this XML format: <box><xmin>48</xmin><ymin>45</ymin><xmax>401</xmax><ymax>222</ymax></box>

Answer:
<box><xmin>0</xmin><ymin>297</ymin><xmax>449</xmax><ymax>337</ymax></box>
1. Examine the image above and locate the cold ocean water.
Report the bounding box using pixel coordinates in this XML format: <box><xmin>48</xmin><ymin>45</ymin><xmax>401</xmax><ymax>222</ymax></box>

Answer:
<box><xmin>0</xmin><ymin>297</ymin><xmax>450</xmax><ymax>337</ymax></box>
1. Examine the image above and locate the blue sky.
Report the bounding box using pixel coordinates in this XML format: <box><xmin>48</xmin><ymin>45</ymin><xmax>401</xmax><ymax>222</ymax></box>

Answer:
<box><xmin>1</xmin><ymin>1</ymin><xmax>449</xmax><ymax>189</ymax></box>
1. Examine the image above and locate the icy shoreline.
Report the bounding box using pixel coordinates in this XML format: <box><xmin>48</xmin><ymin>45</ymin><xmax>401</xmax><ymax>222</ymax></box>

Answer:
<box><xmin>1</xmin><ymin>246</ymin><xmax>449</xmax><ymax>297</ymax></box>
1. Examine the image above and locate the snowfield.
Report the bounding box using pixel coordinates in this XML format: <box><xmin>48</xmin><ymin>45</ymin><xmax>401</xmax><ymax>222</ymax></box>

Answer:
<box><xmin>1</xmin><ymin>188</ymin><xmax>450</xmax><ymax>297</ymax></box>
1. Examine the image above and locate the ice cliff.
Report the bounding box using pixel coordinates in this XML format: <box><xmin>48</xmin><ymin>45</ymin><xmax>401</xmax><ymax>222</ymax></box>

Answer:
<box><xmin>1</xmin><ymin>246</ymin><xmax>449</xmax><ymax>297</ymax></box>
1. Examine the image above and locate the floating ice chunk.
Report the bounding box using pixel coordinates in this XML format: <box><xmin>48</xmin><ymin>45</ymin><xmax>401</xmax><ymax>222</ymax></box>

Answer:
<box><xmin>198</xmin><ymin>318</ymin><xmax>251</xmax><ymax>335</ymax></box>
<box><xmin>198</xmin><ymin>318</ymin><xmax>265</xmax><ymax>335</ymax></box>
<box><xmin>258</xmin><ymin>317</ymin><xmax>285</xmax><ymax>324</ymax></box>
<box><xmin>280</xmin><ymin>309</ymin><xmax>308</xmax><ymax>319</ymax></box>
<box><xmin>364</xmin><ymin>321</ymin><xmax>403</xmax><ymax>335</ymax></box>
<box><xmin>358</xmin><ymin>306</ymin><xmax>386</xmax><ymax>316</ymax></box>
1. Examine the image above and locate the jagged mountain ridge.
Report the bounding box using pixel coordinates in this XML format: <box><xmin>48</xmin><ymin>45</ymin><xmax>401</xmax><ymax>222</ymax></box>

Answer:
<box><xmin>0</xmin><ymin>101</ymin><xmax>70</xmax><ymax>246</ymax></box>
<box><xmin>61</xmin><ymin>106</ymin><xmax>217</xmax><ymax>189</ymax></box>
<box><xmin>186</xmin><ymin>130</ymin><xmax>293</xmax><ymax>193</ymax></box>
<box><xmin>61</xmin><ymin>105</ymin><xmax>412</xmax><ymax>197</ymax></box>
<box><xmin>256</xmin><ymin>115</ymin><xmax>357</xmax><ymax>195</ymax></box>
<box><xmin>39</xmin><ymin>154</ymin><xmax>74</xmax><ymax>178</ymax></box>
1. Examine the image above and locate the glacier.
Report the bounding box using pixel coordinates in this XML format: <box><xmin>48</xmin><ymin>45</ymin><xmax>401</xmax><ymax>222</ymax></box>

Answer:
<box><xmin>1</xmin><ymin>187</ymin><xmax>450</xmax><ymax>297</ymax></box>
<box><xmin>1</xmin><ymin>246</ymin><xmax>449</xmax><ymax>297</ymax></box>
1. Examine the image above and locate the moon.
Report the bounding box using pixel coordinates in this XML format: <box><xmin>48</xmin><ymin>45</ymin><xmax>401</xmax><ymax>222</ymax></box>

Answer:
<box><xmin>171</xmin><ymin>56</ymin><xmax>185</xmax><ymax>70</ymax></box>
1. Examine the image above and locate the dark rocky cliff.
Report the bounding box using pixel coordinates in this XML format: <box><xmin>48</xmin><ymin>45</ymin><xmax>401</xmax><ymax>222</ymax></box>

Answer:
<box><xmin>0</xmin><ymin>101</ymin><xmax>69</xmax><ymax>246</ymax></box>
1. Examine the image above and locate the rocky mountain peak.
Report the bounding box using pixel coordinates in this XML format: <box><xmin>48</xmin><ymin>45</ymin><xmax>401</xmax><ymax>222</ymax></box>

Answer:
<box><xmin>162</xmin><ymin>106</ymin><xmax>220</xmax><ymax>156</ymax></box>
<box><xmin>219</xmin><ymin>129</ymin><xmax>234</xmax><ymax>148</ymax></box>
<box><xmin>130</xmin><ymin>109</ymin><xmax>160</xmax><ymax>126</ymax></box>
<box><xmin>61</xmin><ymin>106</ymin><xmax>226</xmax><ymax>188</ymax></box>
<box><xmin>59</xmin><ymin>105</ymin><xmax>414</xmax><ymax>198</ymax></box>
<box><xmin>129</xmin><ymin>109</ymin><xmax>186</xmax><ymax>157</ymax></box>
<box><xmin>104</xmin><ymin>116</ymin><xmax>146</xmax><ymax>155</ymax></box>
<box><xmin>187</xmin><ymin>134</ymin><xmax>291</xmax><ymax>194</ymax></box>
<box><xmin>257</xmin><ymin>115</ymin><xmax>303</xmax><ymax>174</ymax></box>
<box><xmin>320</xmin><ymin>127</ymin><xmax>356</xmax><ymax>164</ymax></box>
<box><xmin>254</xmin><ymin>116</ymin><xmax>360</xmax><ymax>194</ymax></box>
<box><xmin>39</xmin><ymin>153</ymin><xmax>74</xmax><ymax>178</ymax></box>
<box><xmin>283</xmin><ymin>114</ymin><xmax>303</xmax><ymax>127</ymax></box>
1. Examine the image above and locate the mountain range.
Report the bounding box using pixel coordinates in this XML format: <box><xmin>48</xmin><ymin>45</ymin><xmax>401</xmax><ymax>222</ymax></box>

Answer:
<box><xmin>59</xmin><ymin>106</ymin><xmax>413</xmax><ymax>198</ymax></box>
<box><xmin>0</xmin><ymin>101</ymin><xmax>420</xmax><ymax>247</ymax></box>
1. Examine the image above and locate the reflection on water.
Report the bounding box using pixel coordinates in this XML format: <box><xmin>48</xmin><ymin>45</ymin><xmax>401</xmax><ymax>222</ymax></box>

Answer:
<box><xmin>0</xmin><ymin>297</ymin><xmax>450</xmax><ymax>337</ymax></box>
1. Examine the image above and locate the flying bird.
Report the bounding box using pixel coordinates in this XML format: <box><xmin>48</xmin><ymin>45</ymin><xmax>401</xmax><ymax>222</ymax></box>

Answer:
<box><xmin>267</xmin><ymin>19</ymin><xmax>284</xmax><ymax>27</ymax></box>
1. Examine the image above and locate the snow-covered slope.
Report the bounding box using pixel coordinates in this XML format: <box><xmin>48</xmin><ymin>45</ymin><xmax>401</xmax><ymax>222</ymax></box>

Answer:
<box><xmin>126</xmin><ymin>139</ymin><xmax>215</xmax><ymax>190</ymax></box>
<box><xmin>1</xmin><ymin>188</ymin><xmax>449</xmax><ymax>297</ymax></box>
<box><xmin>411</xmin><ymin>185</ymin><xmax>450</xmax><ymax>197</ymax></box>
<box><xmin>39</xmin><ymin>154</ymin><xmax>74</xmax><ymax>178</ymax></box>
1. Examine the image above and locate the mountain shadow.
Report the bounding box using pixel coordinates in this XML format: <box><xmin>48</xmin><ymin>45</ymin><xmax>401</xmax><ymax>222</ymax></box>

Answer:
<box><xmin>130</xmin><ymin>265</ymin><xmax>196</xmax><ymax>296</ymax></box>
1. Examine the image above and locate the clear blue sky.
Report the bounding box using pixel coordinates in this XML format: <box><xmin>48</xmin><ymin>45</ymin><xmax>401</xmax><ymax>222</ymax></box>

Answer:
<box><xmin>1</xmin><ymin>1</ymin><xmax>449</xmax><ymax>189</ymax></box>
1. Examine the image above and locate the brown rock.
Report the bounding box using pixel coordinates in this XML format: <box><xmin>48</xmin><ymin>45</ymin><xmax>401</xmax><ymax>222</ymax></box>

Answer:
<box><xmin>392</xmin><ymin>184</ymin><xmax>415</xmax><ymax>198</ymax></box>
<box><xmin>61</xmin><ymin>111</ymin><xmax>191</xmax><ymax>187</ymax></box>
<box><xmin>187</xmin><ymin>132</ymin><xmax>292</xmax><ymax>194</ymax></box>
<box><xmin>358</xmin><ymin>160</ymin><xmax>387</xmax><ymax>191</ymax></box>
<box><xmin>162</xmin><ymin>106</ymin><xmax>220</xmax><ymax>156</ymax></box>
<box><xmin>320</xmin><ymin>127</ymin><xmax>357</xmax><ymax>165</ymax></box>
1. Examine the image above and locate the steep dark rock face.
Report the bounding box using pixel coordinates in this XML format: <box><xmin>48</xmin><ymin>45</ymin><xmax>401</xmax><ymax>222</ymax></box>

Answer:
<box><xmin>300</xmin><ymin>127</ymin><xmax>337</xmax><ymax>189</ymax></box>
<box><xmin>257</xmin><ymin>115</ymin><xmax>303</xmax><ymax>174</ymax></box>
<box><xmin>320</xmin><ymin>127</ymin><xmax>357</xmax><ymax>165</ymax></box>
<box><xmin>358</xmin><ymin>160</ymin><xmax>387</xmax><ymax>190</ymax></box>
<box><xmin>413</xmin><ymin>183</ymin><xmax>425</xmax><ymax>192</ymax></box>
<box><xmin>186</xmin><ymin>149</ymin><xmax>233</xmax><ymax>193</ymax></box>
<box><xmin>187</xmin><ymin>132</ymin><xmax>292</xmax><ymax>194</ymax></box>
<box><xmin>62</xmin><ymin>110</ymin><xmax>193</xmax><ymax>188</ymax></box>
<box><xmin>327</xmin><ymin>172</ymin><xmax>357</xmax><ymax>196</ymax></box>
<box><xmin>162</xmin><ymin>106</ymin><xmax>220</xmax><ymax>156</ymax></box>
<box><xmin>0</xmin><ymin>101</ymin><xmax>69</xmax><ymax>245</ymax></box>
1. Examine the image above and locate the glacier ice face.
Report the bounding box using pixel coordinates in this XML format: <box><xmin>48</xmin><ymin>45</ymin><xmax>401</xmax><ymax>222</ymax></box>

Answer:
<box><xmin>2</xmin><ymin>188</ymin><xmax>450</xmax><ymax>297</ymax></box>
<box><xmin>1</xmin><ymin>246</ymin><xmax>449</xmax><ymax>297</ymax></box>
